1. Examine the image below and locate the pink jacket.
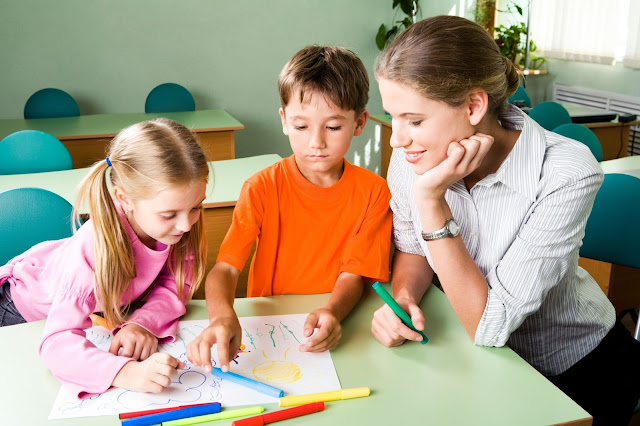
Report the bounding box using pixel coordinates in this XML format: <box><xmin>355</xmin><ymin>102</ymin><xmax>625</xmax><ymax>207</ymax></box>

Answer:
<box><xmin>0</xmin><ymin>209</ymin><xmax>191</xmax><ymax>397</ymax></box>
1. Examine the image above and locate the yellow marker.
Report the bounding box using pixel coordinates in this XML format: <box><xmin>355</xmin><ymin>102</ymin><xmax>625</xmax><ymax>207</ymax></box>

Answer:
<box><xmin>90</xmin><ymin>314</ymin><xmax>109</xmax><ymax>329</ymax></box>
<box><xmin>278</xmin><ymin>387</ymin><xmax>370</xmax><ymax>407</ymax></box>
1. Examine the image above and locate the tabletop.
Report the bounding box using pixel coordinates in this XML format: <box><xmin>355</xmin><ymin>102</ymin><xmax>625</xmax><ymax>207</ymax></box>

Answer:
<box><xmin>0</xmin><ymin>285</ymin><xmax>591</xmax><ymax>426</ymax></box>
<box><xmin>0</xmin><ymin>109</ymin><xmax>244</xmax><ymax>141</ymax></box>
<box><xmin>0</xmin><ymin>154</ymin><xmax>282</xmax><ymax>210</ymax></box>
<box><xmin>600</xmin><ymin>155</ymin><xmax>640</xmax><ymax>179</ymax></box>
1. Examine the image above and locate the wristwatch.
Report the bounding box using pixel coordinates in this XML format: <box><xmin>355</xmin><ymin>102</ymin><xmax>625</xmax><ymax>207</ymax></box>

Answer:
<box><xmin>421</xmin><ymin>218</ymin><xmax>460</xmax><ymax>241</ymax></box>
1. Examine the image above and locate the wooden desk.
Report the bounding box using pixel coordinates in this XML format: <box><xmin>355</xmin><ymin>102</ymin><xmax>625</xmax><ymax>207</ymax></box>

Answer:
<box><xmin>0</xmin><ymin>109</ymin><xmax>244</xmax><ymax>168</ymax></box>
<box><xmin>0</xmin><ymin>285</ymin><xmax>591</xmax><ymax>425</ymax></box>
<box><xmin>563</xmin><ymin>104</ymin><xmax>640</xmax><ymax>161</ymax></box>
<box><xmin>0</xmin><ymin>154</ymin><xmax>282</xmax><ymax>298</ymax></box>
<box><xmin>579</xmin><ymin>156</ymin><xmax>640</xmax><ymax>310</ymax></box>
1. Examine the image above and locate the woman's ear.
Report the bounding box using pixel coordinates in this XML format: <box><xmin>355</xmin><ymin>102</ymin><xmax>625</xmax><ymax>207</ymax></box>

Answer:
<box><xmin>467</xmin><ymin>89</ymin><xmax>489</xmax><ymax>126</ymax></box>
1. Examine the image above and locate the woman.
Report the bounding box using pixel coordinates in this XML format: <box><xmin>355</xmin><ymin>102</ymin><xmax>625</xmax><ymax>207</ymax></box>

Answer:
<box><xmin>370</xmin><ymin>15</ymin><xmax>640</xmax><ymax>425</ymax></box>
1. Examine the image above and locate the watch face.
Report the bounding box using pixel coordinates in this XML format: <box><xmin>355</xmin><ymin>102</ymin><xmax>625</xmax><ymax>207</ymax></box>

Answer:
<box><xmin>448</xmin><ymin>220</ymin><xmax>460</xmax><ymax>236</ymax></box>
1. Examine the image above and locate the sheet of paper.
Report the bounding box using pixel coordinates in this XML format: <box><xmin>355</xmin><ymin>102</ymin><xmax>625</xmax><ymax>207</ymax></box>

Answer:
<box><xmin>49</xmin><ymin>314</ymin><xmax>341</xmax><ymax>419</ymax></box>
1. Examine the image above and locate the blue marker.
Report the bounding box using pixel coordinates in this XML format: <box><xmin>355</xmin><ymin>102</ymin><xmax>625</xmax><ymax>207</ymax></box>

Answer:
<box><xmin>210</xmin><ymin>367</ymin><xmax>284</xmax><ymax>398</ymax></box>
<box><xmin>121</xmin><ymin>402</ymin><xmax>221</xmax><ymax>426</ymax></box>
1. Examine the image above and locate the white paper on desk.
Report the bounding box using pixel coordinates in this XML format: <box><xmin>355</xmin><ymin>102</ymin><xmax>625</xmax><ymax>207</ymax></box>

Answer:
<box><xmin>48</xmin><ymin>314</ymin><xmax>341</xmax><ymax>419</ymax></box>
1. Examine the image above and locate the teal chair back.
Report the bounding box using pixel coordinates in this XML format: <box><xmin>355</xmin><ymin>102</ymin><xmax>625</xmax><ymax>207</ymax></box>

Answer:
<box><xmin>580</xmin><ymin>173</ymin><xmax>640</xmax><ymax>342</ymax></box>
<box><xmin>24</xmin><ymin>88</ymin><xmax>80</xmax><ymax>119</ymax></box>
<box><xmin>145</xmin><ymin>83</ymin><xmax>196</xmax><ymax>113</ymax></box>
<box><xmin>508</xmin><ymin>86</ymin><xmax>531</xmax><ymax>107</ymax></box>
<box><xmin>0</xmin><ymin>130</ymin><xmax>73</xmax><ymax>175</ymax></box>
<box><xmin>528</xmin><ymin>101</ymin><xmax>572</xmax><ymax>131</ymax></box>
<box><xmin>553</xmin><ymin>123</ymin><xmax>603</xmax><ymax>162</ymax></box>
<box><xmin>0</xmin><ymin>188</ymin><xmax>74</xmax><ymax>265</ymax></box>
<box><xmin>580</xmin><ymin>173</ymin><xmax>640</xmax><ymax>269</ymax></box>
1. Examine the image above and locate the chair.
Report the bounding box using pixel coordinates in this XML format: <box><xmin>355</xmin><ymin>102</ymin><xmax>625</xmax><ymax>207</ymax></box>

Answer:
<box><xmin>24</xmin><ymin>88</ymin><xmax>80</xmax><ymax>119</ymax></box>
<box><xmin>528</xmin><ymin>101</ymin><xmax>572</xmax><ymax>131</ymax></box>
<box><xmin>579</xmin><ymin>173</ymin><xmax>640</xmax><ymax>339</ymax></box>
<box><xmin>144</xmin><ymin>83</ymin><xmax>196</xmax><ymax>113</ymax></box>
<box><xmin>508</xmin><ymin>86</ymin><xmax>531</xmax><ymax>108</ymax></box>
<box><xmin>0</xmin><ymin>130</ymin><xmax>73</xmax><ymax>175</ymax></box>
<box><xmin>553</xmin><ymin>123</ymin><xmax>603</xmax><ymax>162</ymax></box>
<box><xmin>0</xmin><ymin>188</ymin><xmax>74</xmax><ymax>265</ymax></box>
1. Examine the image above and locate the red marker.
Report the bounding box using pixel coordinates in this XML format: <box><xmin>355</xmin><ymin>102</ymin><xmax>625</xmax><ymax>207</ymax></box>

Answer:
<box><xmin>231</xmin><ymin>402</ymin><xmax>325</xmax><ymax>426</ymax></box>
<box><xmin>118</xmin><ymin>402</ymin><xmax>219</xmax><ymax>419</ymax></box>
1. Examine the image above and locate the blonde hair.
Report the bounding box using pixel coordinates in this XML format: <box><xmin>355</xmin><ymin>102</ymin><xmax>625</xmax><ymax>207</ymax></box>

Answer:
<box><xmin>375</xmin><ymin>15</ymin><xmax>521</xmax><ymax>116</ymax></box>
<box><xmin>73</xmin><ymin>118</ymin><xmax>209</xmax><ymax>327</ymax></box>
<box><xmin>278</xmin><ymin>45</ymin><xmax>369</xmax><ymax>116</ymax></box>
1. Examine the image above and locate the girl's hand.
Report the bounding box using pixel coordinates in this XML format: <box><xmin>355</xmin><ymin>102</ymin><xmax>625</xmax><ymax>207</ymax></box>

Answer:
<box><xmin>112</xmin><ymin>352</ymin><xmax>184</xmax><ymax>393</ymax></box>
<box><xmin>186</xmin><ymin>314</ymin><xmax>242</xmax><ymax>374</ymax></box>
<box><xmin>371</xmin><ymin>299</ymin><xmax>425</xmax><ymax>347</ymax></box>
<box><xmin>414</xmin><ymin>133</ymin><xmax>494</xmax><ymax>200</ymax></box>
<box><xmin>299</xmin><ymin>308</ymin><xmax>342</xmax><ymax>352</ymax></box>
<box><xmin>109</xmin><ymin>323</ymin><xmax>158</xmax><ymax>360</ymax></box>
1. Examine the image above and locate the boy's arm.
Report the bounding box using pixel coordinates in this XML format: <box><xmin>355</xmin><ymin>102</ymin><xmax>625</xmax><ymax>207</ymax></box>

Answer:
<box><xmin>186</xmin><ymin>261</ymin><xmax>242</xmax><ymax>373</ymax></box>
<box><xmin>300</xmin><ymin>272</ymin><xmax>363</xmax><ymax>352</ymax></box>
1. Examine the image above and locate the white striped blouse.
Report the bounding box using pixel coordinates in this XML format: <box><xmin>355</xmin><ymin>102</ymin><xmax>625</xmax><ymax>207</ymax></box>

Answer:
<box><xmin>387</xmin><ymin>105</ymin><xmax>615</xmax><ymax>376</ymax></box>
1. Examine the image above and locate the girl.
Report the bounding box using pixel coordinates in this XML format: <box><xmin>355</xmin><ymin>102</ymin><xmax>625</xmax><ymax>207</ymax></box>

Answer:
<box><xmin>370</xmin><ymin>15</ymin><xmax>640</xmax><ymax>425</ymax></box>
<box><xmin>0</xmin><ymin>118</ymin><xmax>209</xmax><ymax>398</ymax></box>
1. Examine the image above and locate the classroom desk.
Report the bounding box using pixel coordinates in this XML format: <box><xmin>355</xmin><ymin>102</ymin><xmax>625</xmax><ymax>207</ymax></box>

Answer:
<box><xmin>0</xmin><ymin>109</ymin><xmax>244</xmax><ymax>168</ymax></box>
<box><xmin>0</xmin><ymin>154</ymin><xmax>282</xmax><ymax>298</ymax></box>
<box><xmin>0</xmin><ymin>284</ymin><xmax>591</xmax><ymax>426</ymax></box>
<box><xmin>563</xmin><ymin>104</ymin><xmax>640</xmax><ymax>161</ymax></box>
<box><xmin>578</xmin><ymin>155</ymin><xmax>640</xmax><ymax>309</ymax></box>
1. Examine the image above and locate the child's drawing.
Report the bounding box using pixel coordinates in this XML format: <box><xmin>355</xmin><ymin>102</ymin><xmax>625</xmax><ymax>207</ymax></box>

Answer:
<box><xmin>49</xmin><ymin>314</ymin><xmax>341</xmax><ymax>419</ymax></box>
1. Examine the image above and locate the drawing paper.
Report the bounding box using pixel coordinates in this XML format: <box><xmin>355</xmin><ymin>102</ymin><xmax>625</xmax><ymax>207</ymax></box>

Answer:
<box><xmin>49</xmin><ymin>314</ymin><xmax>341</xmax><ymax>419</ymax></box>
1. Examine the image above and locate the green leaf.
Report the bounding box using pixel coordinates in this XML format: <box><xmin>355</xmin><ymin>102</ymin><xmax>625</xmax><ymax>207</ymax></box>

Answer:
<box><xmin>515</xmin><ymin>5</ymin><xmax>523</xmax><ymax>16</ymax></box>
<box><xmin>376</xmin><ymin>24</ymin><xmax>388</xmax><ymax>50</ymax></box>
<box><xmin>392</xmin><ymin>0</ymin><xmax>401</xmax><ymax>9</ymax></box>
<box><xmin>401</xmin><ymin>17</ymin><xmax>413</xmax><ymax>28</ymax></box>
<box><xmin>399</xmin><ymin>0</ymin><xmax>415</xmax><ymax>16</ymax></box>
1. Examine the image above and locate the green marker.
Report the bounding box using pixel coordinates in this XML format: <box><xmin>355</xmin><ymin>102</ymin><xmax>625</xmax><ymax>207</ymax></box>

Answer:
<box><xmin>372</xmin><ymin>282</ymin><xmax>428</xmax><ymax>344</ymax></box>
<box><xmin>162</xmin><ymin>406</ymin><xmax>264</xmax><ymax>426</ymax></box>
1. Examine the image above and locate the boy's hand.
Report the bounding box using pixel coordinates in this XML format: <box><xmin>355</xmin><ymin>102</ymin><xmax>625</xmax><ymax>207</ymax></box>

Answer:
<box><xmin>112</xmin><ymin>352</ymin><xmax>184</xmax><ymax>393</ymax></box>
<box><xmin>413</xmin><ymin>133</ymin><xmax>494</xmax><ymax>200</ymax></box>
<box><xmin>299</xmin><ymin>308</ymin><xmax>342</xmax><ymax>352</ymax></box>
<box><xmin>371</xmin><ymin>298</ymin><xmax>425</xmax><ymax>347</ymax></box>
<box><xmin>186</xmin><ymin>314</ymin><xmax>242</xmax><ymax>373</ymax></box>
<box><xmin>109</xmin><ymin>323</ymin><xmax>158</xmax><ymax>360</ymax></box>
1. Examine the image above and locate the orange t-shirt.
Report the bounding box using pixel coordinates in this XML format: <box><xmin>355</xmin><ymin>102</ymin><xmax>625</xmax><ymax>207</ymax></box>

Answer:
<box><xmin>217</xmin><ymin>155</ymin><xmax>392</xmax><ymax>297</ymax></box>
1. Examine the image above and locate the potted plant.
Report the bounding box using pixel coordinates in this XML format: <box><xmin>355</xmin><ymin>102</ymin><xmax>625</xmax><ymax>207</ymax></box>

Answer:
<box><xmin>492</xmin><ymin>2</ymin><xmax>545</xmax><ymax>69</ymax></box>
<box><xmin>375</xmin><ymin>0</ymin><xmax>421</xmax><ymax>51</ymax></box>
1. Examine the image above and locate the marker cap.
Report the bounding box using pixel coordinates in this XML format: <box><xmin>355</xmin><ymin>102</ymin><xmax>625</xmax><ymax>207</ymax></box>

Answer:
<box><xmin>232</xmin><ymin>416</ymin><xmax>265</xmax><ymax>426</ymax></box>
<box><xmin>342</xmin><ymin>387</ymin><xmax>370</xmax><ymax>399</ymax></box>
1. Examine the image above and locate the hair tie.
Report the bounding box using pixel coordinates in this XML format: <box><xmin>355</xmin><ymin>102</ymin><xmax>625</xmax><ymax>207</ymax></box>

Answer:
<box><xmin>105</xmin><ymin>157</ymin><xmax>112</xmax><ymax>167</ymax></box>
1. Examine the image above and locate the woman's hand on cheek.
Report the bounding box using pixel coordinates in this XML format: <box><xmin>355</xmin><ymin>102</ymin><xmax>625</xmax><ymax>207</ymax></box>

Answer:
<box><xmin>413</xmin><ymin>133</ymin><xmax>494</xmax><ymax>200</ymax></box>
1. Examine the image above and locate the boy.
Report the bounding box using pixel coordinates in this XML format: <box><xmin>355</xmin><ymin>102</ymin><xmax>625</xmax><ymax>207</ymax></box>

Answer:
<box><xmin>187</xmin><ymin>46</ymin><xmax>392</xmax><ymax>372</ymax></box>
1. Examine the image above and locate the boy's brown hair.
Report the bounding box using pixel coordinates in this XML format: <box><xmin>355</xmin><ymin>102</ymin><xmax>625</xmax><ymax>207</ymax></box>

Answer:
<box><xmin>278</xmin><ymin>45</ymin><xmax>369</xmax><ymax>116</ymax></box>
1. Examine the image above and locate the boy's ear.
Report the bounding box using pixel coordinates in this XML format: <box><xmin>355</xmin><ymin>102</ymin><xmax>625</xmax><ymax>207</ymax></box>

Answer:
<box><xmin>467</xmin><ymin>89</ymin><xmax>488</xmax><ymax>126</ymax></box>
<box><xmin>353</xmin><ymin>110</ymin><xmax>369</xmax><ymax>137</ymax></box>
<box><xmin>279</xmin><ymin>107</ymin><xmax>289</xmax><ymax>136</ymax></box>
<box><xmin>113</xmin><ymin>186</ymin><xmax>133</xmax><ymax>213</ymax></box>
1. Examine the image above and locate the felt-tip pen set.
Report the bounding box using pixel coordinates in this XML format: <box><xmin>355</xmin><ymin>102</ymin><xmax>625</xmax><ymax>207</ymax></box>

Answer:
<box><xmin>118</xmin><ymin>367</ymin><xmax>371</xmax><ymax>425</ymax></box>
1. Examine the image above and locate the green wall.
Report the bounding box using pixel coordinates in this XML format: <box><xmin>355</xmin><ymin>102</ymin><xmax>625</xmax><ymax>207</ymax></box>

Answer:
<box><xmin>1</xmin><ymin>0</ymin><xmax>399</xmax><ymax>173</ymax></box>
<box><xmin>12</xmin><ymin>0</ymin><xmax>636</xmax><ymax>174</ymax></box>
